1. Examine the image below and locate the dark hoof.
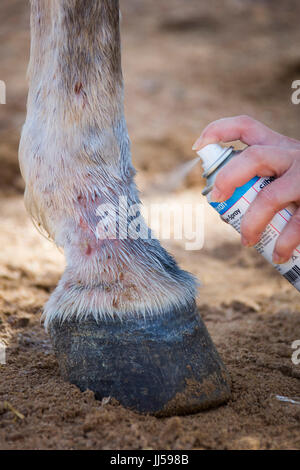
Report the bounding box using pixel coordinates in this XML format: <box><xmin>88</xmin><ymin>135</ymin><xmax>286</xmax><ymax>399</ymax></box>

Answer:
<box><xmin>49</xmin><ymin>303</ymin><xmax>231</xmax><ymax>416</ymax></box>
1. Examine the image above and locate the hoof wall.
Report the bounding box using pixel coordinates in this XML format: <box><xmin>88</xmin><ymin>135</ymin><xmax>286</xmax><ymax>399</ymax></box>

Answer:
<box><xmin>49</xmin><ymin>303</ymin><xmax>231</xmax><ymax>416</ymax></box>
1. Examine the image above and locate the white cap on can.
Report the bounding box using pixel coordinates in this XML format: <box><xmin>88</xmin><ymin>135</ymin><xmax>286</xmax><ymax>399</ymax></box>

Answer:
<box><xmin>197</xmin><ymin>143</ymin><xmax>232</xmax><ymax>175</ymax></box>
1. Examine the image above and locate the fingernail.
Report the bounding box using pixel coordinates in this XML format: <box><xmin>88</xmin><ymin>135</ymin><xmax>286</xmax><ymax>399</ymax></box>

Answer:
<box><xmin>192</xmin><ymin>142</ymin><xmax>200</xmax><ymax>150</ymax></box>
<box><xmin>210</xmin><ymin>187</ymin><xmax>223</xmax><ymax>202</ymax></box>
<box><xmin>273</xmin><ymin>252</ymin><xmax>288</xmax><ymax>264</ymax></box>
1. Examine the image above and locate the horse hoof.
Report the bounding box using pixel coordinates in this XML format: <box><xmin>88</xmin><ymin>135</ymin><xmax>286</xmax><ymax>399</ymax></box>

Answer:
<box><xmin>49</xmin><ymin>302</ymin><xmax>231</xmax><ymax>416</ymax></box>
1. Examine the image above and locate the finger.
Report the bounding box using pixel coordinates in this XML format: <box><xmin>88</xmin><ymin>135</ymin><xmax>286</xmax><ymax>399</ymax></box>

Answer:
<box><xmin>210</xmin><ymin>145</ymin><xmax>295</xmax><ymax>202</ymax></box>
<box><xmin>273</xmin><ymin>207</ymin><xmax>300</xmax><ymax>264</ymax></box>
<box><xmin>193</xmin><ymin>115</ymin><xmax>291</xmax><ymax>151</ymax></box>
<box><xmin>240</xmin><ymin>172</ymin><xmax>300</xmax><ymax>246</ymax></box>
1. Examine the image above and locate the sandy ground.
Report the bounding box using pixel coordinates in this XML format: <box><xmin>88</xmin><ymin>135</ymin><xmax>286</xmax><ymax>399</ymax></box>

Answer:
<box><xmin>0</xmin><ymin>0</ymin><xmax>300</xmax><ymax>450</ymax></box>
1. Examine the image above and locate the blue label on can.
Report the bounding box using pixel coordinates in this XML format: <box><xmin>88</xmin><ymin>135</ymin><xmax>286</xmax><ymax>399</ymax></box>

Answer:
<box><xmin>210</xmin><ymin>176</ymin><xmax>260</xmax><ymax>215</ymax></box>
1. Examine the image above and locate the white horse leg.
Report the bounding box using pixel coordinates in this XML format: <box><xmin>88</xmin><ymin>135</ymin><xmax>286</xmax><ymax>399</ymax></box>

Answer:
<box><xmin>19</xmin><ymin>0</ymin><xmax>230</xmax><ymax>415</ymax></box>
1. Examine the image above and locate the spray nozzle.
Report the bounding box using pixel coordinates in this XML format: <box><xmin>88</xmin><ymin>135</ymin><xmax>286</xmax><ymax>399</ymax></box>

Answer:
<box><xmin>196</xmin><ymin>144</ymin><xmax>233</xmax><ymax>176</ymax></box>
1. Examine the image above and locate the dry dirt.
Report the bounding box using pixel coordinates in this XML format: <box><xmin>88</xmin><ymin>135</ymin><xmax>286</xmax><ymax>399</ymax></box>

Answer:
<box><xmin>0</xmin><ymin>0</ymin><xmax>300</xmax><ymax>450</ymax></box>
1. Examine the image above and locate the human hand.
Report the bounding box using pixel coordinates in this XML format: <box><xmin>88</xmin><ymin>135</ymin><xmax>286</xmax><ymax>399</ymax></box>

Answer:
<box><xmin>193</xmin><ymin>115</ymin><xmax>300</xmax><ymax>264</ymax></box>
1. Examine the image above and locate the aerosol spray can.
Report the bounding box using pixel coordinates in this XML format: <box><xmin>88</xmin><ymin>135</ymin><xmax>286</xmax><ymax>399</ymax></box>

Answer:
<box><xmin>197</xmin><ymin>144</ymin><xmax>300</xmax><ymax>292</ymax></box>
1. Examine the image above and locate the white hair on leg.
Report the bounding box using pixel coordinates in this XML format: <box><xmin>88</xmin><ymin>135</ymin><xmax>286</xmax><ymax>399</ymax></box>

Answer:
<box><xmin>20</xmin><ymin>0</ymin><xmax>198</xmax><ymax>329</ymax></box>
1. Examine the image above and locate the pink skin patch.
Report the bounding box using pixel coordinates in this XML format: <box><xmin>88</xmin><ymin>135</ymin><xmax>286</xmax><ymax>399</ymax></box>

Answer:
<box><xmin>85</xmin><ymin>244</ymin><xmax>92</xmax><ymax>256</ymax></box>
<box><xmin>69</xmin><ymin>191</ymin><xmax>148</xmax><ymax>295</ymax></box>
<box><xmin>79</xmin><ymin>217</ymin><xmax>89</xmax><ymax>230</ymax></box>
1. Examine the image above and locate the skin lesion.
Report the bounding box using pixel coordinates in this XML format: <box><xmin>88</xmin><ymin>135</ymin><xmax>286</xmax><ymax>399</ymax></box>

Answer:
<box><xmin>85</xmin><ymin>243</ymin><xmax>92</xmax><ymax>256</ymax></box>
<box><xmin>74</xmin><ymin>82</ymin><xmax>83</xmax><ymax>94</ymax></box>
